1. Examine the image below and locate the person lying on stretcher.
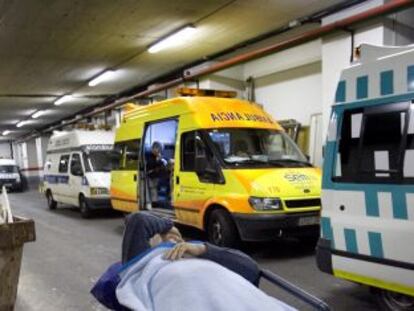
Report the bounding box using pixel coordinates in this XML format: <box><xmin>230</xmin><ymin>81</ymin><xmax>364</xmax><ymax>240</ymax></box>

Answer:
<box><xmin>91</xmin><ymin>212</ymin><xmax>295</xmax><ymax>311</ymax></box>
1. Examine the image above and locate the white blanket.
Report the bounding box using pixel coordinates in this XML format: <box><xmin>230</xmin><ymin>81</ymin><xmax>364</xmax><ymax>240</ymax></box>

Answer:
<box><xmin>116</xmin><ymin>246</ymin><xmax>296</xmax><ymax>311</ymax></box>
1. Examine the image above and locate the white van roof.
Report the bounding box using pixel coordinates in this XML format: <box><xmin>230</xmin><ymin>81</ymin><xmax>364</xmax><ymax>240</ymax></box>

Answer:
<box><xmin>0</xmin><ymin>158</ymin><xmax>17</xmax><ymax>166</ymax></box>
<box><xmin>47</xmin><ymin>130</ymin><xmax>115</xmax><ymax>153</ymax></box>
<box><xmin>334</xmin><ymin>43</ymin><xmax>414</xmax><ymax>105</ymax></box>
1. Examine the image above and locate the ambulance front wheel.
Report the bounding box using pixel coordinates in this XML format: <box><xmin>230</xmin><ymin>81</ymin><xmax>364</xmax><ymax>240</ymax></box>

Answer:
<box><xmin>79</xmin><ymin>195</ymin><xmax>92</xmax><ymax>219</ymax></box>
<box><xmin>371</xmin><ymin>287</ymin><xmax>414</xmax><ymax>311</ymax></box>
<box><xmin>207</xmin><ymin>209</ymin><xmax>239</xmax><ymax>247</ymax></box>
<box><xmin>46</xmin><ymin>190</ymin><xmax>57</xmax><ymax>210</ymax></box>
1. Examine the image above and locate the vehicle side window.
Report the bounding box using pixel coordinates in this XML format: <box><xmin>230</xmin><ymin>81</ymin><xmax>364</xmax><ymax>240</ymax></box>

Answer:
<box><xmin>58</xmin><ymin>155</ymin><xmax>70</xmax><ymax>173</ymax></box>
<box><xmin>70</xmin><ymin>154</ymin><xmax>83</xmax><ymax>176</ymax></box>
<box><xmin>114</xmin><ymin>140</ymin><xmax>140</xmax><ymax>170</ymax></box>
<box><xmin>335</xmin><ymin>102</ymin><xmax>412</xmax><ymax>184</ymax></box>
<box><xmin>181</xmin><ymin>131</ymin><xmax>216</xmax><ymax>173</ymax></box>
<box><xmin>181</xmin><ymin>131</ymin><xmax>196</xmax><ymax>171</ymax></box>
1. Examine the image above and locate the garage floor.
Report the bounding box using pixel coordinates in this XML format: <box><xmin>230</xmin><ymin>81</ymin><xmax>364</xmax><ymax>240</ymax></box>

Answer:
<box><xmin>10</xmin><ymin>190</ymin><xmax>377</xmax><ymax>311</ymax></box>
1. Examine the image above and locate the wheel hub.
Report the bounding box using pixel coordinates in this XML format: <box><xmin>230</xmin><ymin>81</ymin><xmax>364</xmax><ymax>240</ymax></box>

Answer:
<box><xmin>212</xmin><ymin>221</ymin><xmax>222</xmax><ymax>244</ymax></box>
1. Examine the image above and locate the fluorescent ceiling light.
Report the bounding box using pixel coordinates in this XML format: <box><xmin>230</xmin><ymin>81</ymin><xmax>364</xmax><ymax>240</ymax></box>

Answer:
<box><xmin>88</xmin><ymin>70</ymin><xmax>116</xmax><ymax>87</ymax></box>
<box><xmin>54</xmin><ymin>95</ymin><xmax>74</xmax><ymax>106</ymax></box>
<box><xmin>32</xmin><ymin>110</ymin><xmax>46</xmax><ymax>119</ymax></box>
<box><xmin>148</xmin><ymin>25</ymin><xmax>196</xmax><ymax>54</ymax></box>
<box><xmin>2</xmin><ymin>130</ymin><xmax>10</xmax><ymax>136</ymax></box>
<box><xmin>16</xmin><ymin>120</ymin><xmax>29</xmax><ymax>128</ymax></box>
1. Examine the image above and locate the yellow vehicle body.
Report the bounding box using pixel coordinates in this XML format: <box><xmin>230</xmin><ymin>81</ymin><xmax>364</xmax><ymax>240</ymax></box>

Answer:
<box><xmin>111</xmin><ymin>96</ymin><xmax>321</xmax><ymax>244</ymax></box>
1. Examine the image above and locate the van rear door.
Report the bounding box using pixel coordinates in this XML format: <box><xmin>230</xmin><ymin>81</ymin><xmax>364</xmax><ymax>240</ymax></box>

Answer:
<box><xmin>329</xmin><ymin>101</ymin><xmax>414</xmax><ymax>266</ymax></box>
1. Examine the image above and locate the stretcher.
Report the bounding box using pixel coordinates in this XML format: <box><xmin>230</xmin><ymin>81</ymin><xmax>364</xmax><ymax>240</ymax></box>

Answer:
<box><xmin>260</xmin><ymin>269</ymin><xmax>330</xmax><ymax>310</ymax></box>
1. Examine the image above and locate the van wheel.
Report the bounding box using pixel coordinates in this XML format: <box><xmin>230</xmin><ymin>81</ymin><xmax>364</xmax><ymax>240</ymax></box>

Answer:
<box><xmin>207</xmin><ymin>209</ymin><xmax>239</xmax><ymax>247</ymax></box>
<box><xmin>371</xmin><ymin>287</ymin><xmax>414</xmax><ymax>311</ymax></box>
<box><xmin>79</xmin><ymin>195</ymin><xmax>92</xmax><ymax>219</ymax></box>
<box><xmin>46</xmin><ymin>190</ymin><xmax>57</xmax><ymax>210</ymax></box>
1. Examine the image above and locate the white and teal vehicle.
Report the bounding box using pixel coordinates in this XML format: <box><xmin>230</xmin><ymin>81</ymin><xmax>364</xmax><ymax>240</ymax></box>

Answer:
<box><xmin>316</xmin><ymin>44</ymin><xmax>414</xmax><ymax>310</ymax></box>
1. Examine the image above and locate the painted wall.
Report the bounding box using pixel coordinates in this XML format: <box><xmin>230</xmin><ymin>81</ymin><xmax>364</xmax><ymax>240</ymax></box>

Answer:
<box><xmin>384</xmin><ymin>7</ymin><xmax>414</xmax><ymax>46</ymax></box>
<box><xmin>321</xmin><ymin>0</ymin><xmax>388</xmax><ymax>138</ymax></box>
<box><xmin>254</xmin><ymin>62</ymin><xmax>322</xmax><ymax>126</ymax></box>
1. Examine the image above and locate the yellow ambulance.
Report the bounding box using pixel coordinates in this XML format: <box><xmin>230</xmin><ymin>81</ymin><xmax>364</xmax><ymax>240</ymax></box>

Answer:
<box><xmin>111</xmin><ymin>88</ymin><xmax>321</xmax><ymax>246</ymax></box>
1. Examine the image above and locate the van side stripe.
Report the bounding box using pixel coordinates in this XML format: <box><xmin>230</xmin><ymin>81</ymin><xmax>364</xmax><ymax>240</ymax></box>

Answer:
<box><xmin>335</xmin><ymin>81</ymin><xmax>346</xmax><ymax>103</ymax></box>
<box><xmin>407</xmin><ymin>65</ymin><xmax>414</xmax><ymax>92</ymax></box>
<box><xmin>44</xmin><ymin>175</ymin><xmax>69</xmax><ymax>184</ymax></box>
<box><xmin>368</xmin><ymin>231</ymin><xmax>384</xmax><ymax>258</ymax></box>
<box><xmin>392</xmin><ymin>191</ymin><xmax>408</xmax><ymax>219</ymax></box>
<box><xmin>333</xmin><ymin>269</ymin><xmax>414</xmax><ymax>297</ymax></box>
<box><xmin>356</xmin><ymin>75</ymin><xmax>368</xmax><ymax>99</ymax></box>
<box><xmin>365</xmin><ymin>190</ymin><xmax>379</xmax><ymax>217</ymax></box>
<box><xmin>344</xmin><ymin>228</ymin><xmax>358</xmax><ymax>254</ymax></box>
<box><xmin>321</xmin><ymin>217</ymin><xmax>334</xmax><ymax>248</ymax></box>
<box><xmin>380</xmin><ymin>70</ymin><xmax>394</xmax><ymax>95</ymax></box>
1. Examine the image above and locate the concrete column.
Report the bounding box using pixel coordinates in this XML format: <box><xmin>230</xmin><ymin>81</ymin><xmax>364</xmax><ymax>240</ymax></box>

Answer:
<box><xmin>35</xmin><ymin>137</ymin><xmax>44</xmax><ymax>178</ymax></box>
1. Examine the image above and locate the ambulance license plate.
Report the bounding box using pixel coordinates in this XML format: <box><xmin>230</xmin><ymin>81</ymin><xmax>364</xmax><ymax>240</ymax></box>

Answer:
<box><xmin>298</xmin><ymin>216</ymin><xmax>319</xmax><ymax>226</ymax></box>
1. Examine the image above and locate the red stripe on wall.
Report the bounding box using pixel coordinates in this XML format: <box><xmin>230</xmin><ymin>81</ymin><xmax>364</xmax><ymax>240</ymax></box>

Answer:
<box><xmin>20</xmin><ymin>167</ymin><xmax>43</xmax><ymax>172</ymax></box>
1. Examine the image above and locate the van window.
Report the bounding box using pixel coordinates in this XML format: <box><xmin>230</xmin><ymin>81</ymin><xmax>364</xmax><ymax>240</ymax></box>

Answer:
<box><xmin>181</xmin><ymin>131</ymin><xmax>196</xmax><ymax>171</ymax></box>
<box><xmin>181</xmin><ymin>131</ymin><xmax>215</xmax><ymax>173</ymax></box>
<box><xmin>70</xmin><ymin>154</ymin><xmax>83</xmax><ymax>176</ymax></box>
<box><xmin>0</xmin><ymin>165</ymin><xmax>18</xmax><ymax>173</ymax></box>
<box><xmin>207</xmin><ymin>128</ymin><xmax>309</xmax><ymax>168</ymax></box>
<box><xmin>335</xmin><ymin>102</ymin><xmax>413</xmax><ymax>183</ymax></box>
<box><xmin>113</xmin><ymin>139</ymin><xmax>140</xmax><ymax>170</ymax></box>
<box><xmin>58</xmin><ymin>155</ymin><xmax>70</xmax><ymax>173</ymax></box>
<box><xmin>125</xmin><ymin>140</ymin><xmax>140</xmax><ymax>170</ymax></box>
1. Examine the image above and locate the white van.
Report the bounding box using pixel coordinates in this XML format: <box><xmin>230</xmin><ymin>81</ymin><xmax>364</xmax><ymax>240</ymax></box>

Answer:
<box><xmin>316</xmin><ymin>44</ymin><xmax>414</xmax><ymax>309</ymax></box>
<box><xmin>0</xmin><ymin>158</ymin><xmax>22</xmax><ymax>192</ymax></box>
<box><xmin>43</xmin><ymin>130</ymin><xmax>115</xmax><ymax>218</ymax></box>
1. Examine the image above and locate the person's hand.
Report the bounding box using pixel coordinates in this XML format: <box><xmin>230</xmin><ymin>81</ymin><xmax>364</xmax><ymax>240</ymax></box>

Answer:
<box><xmin>163</xmin><ymin>242</ymin><xmax>207</xmax><ymax>261</ymax></box>
<box><xmin>160</xmin><ymin>226</ymin><xmax>183</xmax><ymax>243</ymax></box>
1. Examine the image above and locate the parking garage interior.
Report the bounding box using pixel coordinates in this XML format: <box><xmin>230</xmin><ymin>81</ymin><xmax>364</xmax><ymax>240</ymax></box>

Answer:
<box><xmin>0</xmin><ymin>1</ymin><xmax>414</xmax><ymax>310</ymax></box>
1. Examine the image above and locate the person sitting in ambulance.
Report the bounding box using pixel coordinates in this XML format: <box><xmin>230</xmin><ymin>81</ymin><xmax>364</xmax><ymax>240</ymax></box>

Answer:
<box><xmin>146</xmin><ymin>141</ymin><xmax>168</xmax><ymax>207</ymax></box>
<box><xmin>91</xmin><ymin>213</ymin><xmax>295</xmax><ymax>311</ymax></box>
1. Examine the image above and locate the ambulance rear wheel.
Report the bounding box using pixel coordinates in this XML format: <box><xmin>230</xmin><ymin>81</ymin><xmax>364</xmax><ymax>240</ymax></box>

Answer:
<box><xmin>46</xmin><ymin>190</ymin><xmax>57</xmax><ymax>210</ymax></box>
<box><xmin>371</xmin><ymin>287</ymin><xmax>414</xmax><ymax>311</ymax></box>
<box><xmin>207</xmin><ymin>209</ymin><xmax>239</xmax><ymax>247</ymax></box>
<box><xmin>79</xmin><ymin>195</ymin><xmax>92</xmax><ymax>219</ymax></box>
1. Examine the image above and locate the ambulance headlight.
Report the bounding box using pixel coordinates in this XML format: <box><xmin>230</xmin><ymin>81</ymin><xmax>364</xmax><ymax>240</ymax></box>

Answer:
<box><xmin>249</xmin><ymin>197</ymin><xmax>281</xmax><ymax>210</ymax></box>
<box><xmin>90</xmin><ymin>187</ymin><xmax>109</xmax><ymax>196</ymax></box>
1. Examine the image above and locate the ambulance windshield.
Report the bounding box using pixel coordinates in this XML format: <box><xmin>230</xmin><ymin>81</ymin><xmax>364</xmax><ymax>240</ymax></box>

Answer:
<box><xmin>208</xmin><ymin>128</ymin><xmax>310</xmax><ymax>168</ymax></box>
<box><xmin>83</xmin><ymin>151</ymin><xmax>116</xmax><ymax>172</ymax></box>
<box><xmin>0</xmin><ymin>165</ymin><xmax>19</xmax><ymax>174</ymax></box>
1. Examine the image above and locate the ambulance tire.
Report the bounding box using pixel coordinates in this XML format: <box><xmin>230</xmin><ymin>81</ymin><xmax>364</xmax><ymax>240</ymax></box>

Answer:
<box><xmin>371</xmin><ymin>287</ymin><xmax>414</xmax><ymax>311</ymax></box>
<box><xmin>46</xmin><ymin>190</ymin><xmax>57</xmax><ymax>210</ymax></box>
<box><xmin>79</xmin><ymin>195</ymin><xmax>92</xmax><ymax>219</ymax></box>
<box><xmin>207</xmin><ymin>209</ymin><xmax>239</xmax><ymax>248</ymax></box>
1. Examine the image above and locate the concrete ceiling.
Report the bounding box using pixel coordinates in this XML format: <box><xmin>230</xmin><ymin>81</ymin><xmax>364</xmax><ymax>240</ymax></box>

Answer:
<box><xmin>0</xmin><ymin>0</ymin><xmax>346</xmax><ymax>140</ymax></box>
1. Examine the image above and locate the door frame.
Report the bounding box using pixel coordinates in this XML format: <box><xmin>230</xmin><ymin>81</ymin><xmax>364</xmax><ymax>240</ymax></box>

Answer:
<box><xmin>138</xmin><ymin>117</ymin><xmax>179</xmax><ymax>210</ymax></box>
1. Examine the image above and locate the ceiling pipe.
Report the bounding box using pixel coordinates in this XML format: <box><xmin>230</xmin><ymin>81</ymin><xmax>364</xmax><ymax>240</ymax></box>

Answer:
<box><xmin>22</xmin><ymin>0</ymin><xmax>414</xmax><ymax>138</ymax></box>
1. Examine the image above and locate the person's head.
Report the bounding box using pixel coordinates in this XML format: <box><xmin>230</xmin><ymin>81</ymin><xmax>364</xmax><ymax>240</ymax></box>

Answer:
<box><xmin>151</xmin><ymin>141</ymin><xmax>163</xmax><ymax>156</ymax></box>
<box><xmin>149</xmin><ymin>226</ymin><xmax>183</xmax><ymax>247</ymax></box>
<box><xmin>235</xmin><ymin>140</ymin><xmax>249</xmax><ymax>156</ymax></box>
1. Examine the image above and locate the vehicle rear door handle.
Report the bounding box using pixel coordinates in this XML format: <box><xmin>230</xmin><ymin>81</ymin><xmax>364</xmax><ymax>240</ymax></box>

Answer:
<box><xmin>133</xmin><ymin>174</ymin><xmax>137</xmax><ymax>181</ymax></box>
<box><xmin>176</xmin><ymin>176</ymin><xmax>180</xmax><ymax>185</ymax></box>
